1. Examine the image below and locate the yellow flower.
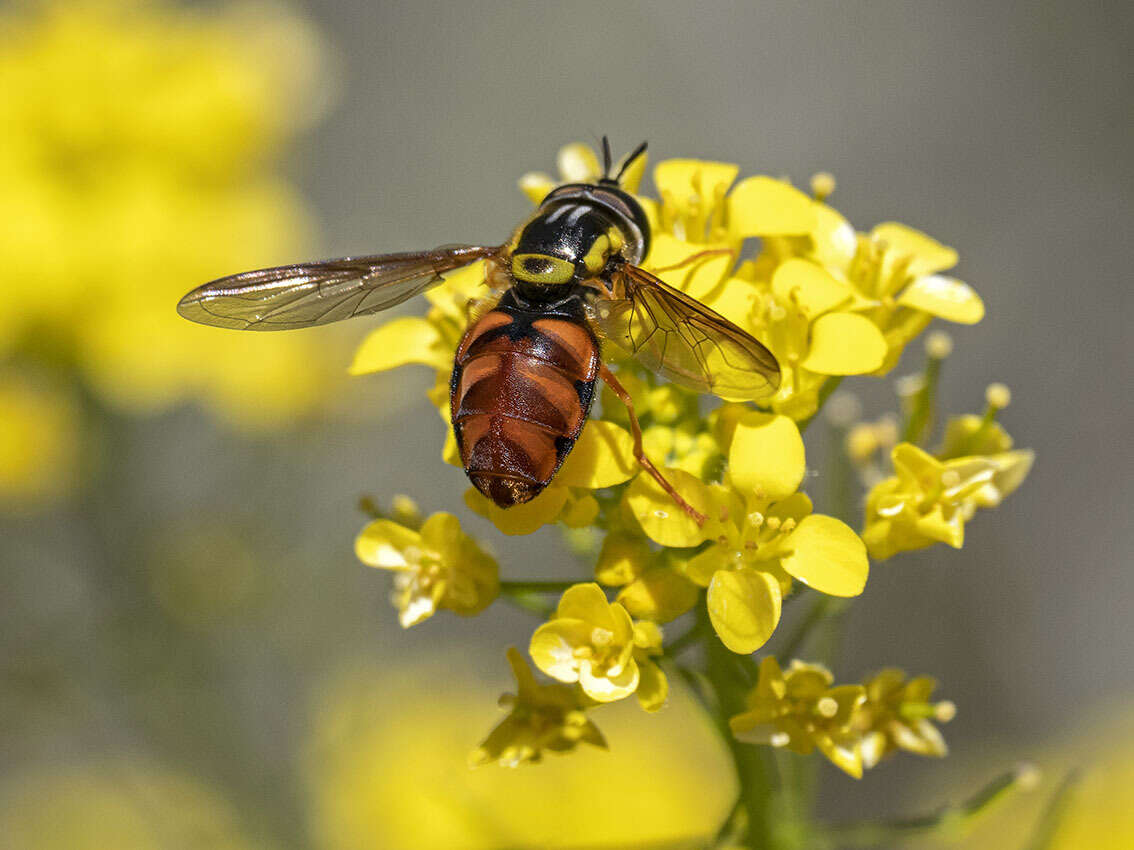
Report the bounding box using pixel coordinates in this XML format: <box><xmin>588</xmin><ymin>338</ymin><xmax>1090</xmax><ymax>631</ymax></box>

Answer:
<box><xmin>730</xmin><ymin>657</ymin><xmax>867</xmax><ymax>778</ymax></box>
<box><xmin>0</xmin><ymin>760</ymin><xmax>261</xmax><ymax>850</ymax></box>
<box><xmin>529</xmin><ymin>583</ymin><xmax>668</xmax><ymax>710</ymax></box>
<box><xmin>306</xmin><ymin>657</ymin><xmax>733</xmax><ymax>849</ymax></box>
<box><xmin>0</xmin><ymin>371</ymin><xmax>79</xmax><ymax>510</ymax></box>
<box><xmin>471</xmin><ymin>648</ymin><xmax>606</xmax><ymax>767</ymax></box>
<box><xmin>0</xmin><ymin>0</ymin><xmax>335</xmax><ymax>428</ymax></box>
<box><xmin>854</xmin><ymin>668</ymin><xmax>954</xmax><ymax>769</ymax></box>
<box><xmin>625</xmin><ymin>413</ymin><xmax>869</xmax><ymax>654</ymax></box>
<box><xmin>518</xmin><ymin>141</ymin><xmax>648</xmax><ymax>204</ymax></box>
<box><xmin>355</xmin><ymin>512</ymin><xmax>499</xmax><ymax>627</ymax></box>
<box><xmin>862</xmin><ymin>438</ymin><xmax>1034</xmax><ymax>560</ymax></box>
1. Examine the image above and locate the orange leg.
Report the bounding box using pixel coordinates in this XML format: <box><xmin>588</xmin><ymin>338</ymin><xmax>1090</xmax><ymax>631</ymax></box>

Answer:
<box><xmin>649</xmin><ymin>247</ymin><xmax>735</xmax><ymax>274</ymax></box>
<box><xmin>600</xmin><ymin>365</ymin><xmax>706</xmax><ymax>526</ymax></box>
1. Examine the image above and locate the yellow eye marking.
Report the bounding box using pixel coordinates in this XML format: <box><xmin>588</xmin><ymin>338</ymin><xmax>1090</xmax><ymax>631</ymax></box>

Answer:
<box><xmin>512</xmin><ymin>253</ymin><xmax>575</xmax><ymax>285</ymax></box>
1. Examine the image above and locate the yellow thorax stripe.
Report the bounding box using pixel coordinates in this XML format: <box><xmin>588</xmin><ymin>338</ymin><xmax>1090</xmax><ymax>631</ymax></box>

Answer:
<box><xmin>512</xmin><ymin>253</ymin><xmax>576</xmax><ymax>285</ymax></box>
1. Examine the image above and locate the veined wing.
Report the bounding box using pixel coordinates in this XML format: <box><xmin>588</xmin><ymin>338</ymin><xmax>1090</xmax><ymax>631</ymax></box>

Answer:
<box><xmin>177</xmin><ymin>244</ymin><xmax>501</xmax><ymax>330</ymax></box>
<box><xmin>595</xmin><ymin>263</ymin><xmax>781</xmax><ymax>401</ymax></box>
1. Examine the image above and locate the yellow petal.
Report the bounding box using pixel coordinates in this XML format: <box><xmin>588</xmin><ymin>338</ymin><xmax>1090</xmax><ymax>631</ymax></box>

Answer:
<box><xmin>636</xmin><ymin>659</ymin><xmax>669</xmax><ymax>712</ymax></box>
<box><xmin>807</xmin><ymin>202</ymin><xmax>858</xmax><ymax>270</ymax></box>
<box><xmin>441</xmin><ymin>428</ymin><xmax>461</xmax><ymax>468</ymax></box>
<box><xmin>530</xmin><ymin>619</ymin><xmax>591</xmax><ymax>682</ymax></box>
<box><xmin>684</xmin><ymin>545</ymin><xmax>731</xmax><ymax>588</ymax></box>
<box><xmin>815</xmin><ymin>734</ymin><xmax>864</xmax><ymax>779</ymax></box>
<box><xmin>519</xmin><ymin>171</ymin><xmax>555</xmax><ymax>205</ymax></box>
<box><xmin>779</xmin><ymin>514</ymin><xmax>869</xmax><ymax>597</ymax></box>
<box><xmin>348</xmin><ymin>317</ymin><xmax>450</xmax><ymax>375</ymax></box>
<box><xmin>897</xmin><ymin>275</ymin><xmax>985</xmax><ymax>324</ymax></box>
<box><xmin>557</xmin><ymin>143</ymin><xmax>601</xmax><ymax>183</ymax></box>
<box><xmin>616</xmin><ymin>567</ymin><xmax>699</xmax><ymax>623</ymax></box>
<box><xmin>555</xmin><ymin>420</ymin><xmax>636</xmax><ymax>489</ymax></box>
<box><xmin>703</xmin><ymin>276</ymin><xmax>761</xmax><ymax>332</ymax></box>
<box><xmin>771</xmin><ymin>258</ymin><xmax>855</xmax><ymax>319</ymax></box>
<box><xmin>595</xmin><ymin>532</ymin><xmax>652</xmax><ymax>586</ymax></box>
<box><xmin>729</xmin><ymin>412</ymin><xmax>806</xmax><ymax>501</ymax></box>
<box><xmin>802</xmin><ymin>312</ymin><xmax>887</xmax><ymax>374</ymax></box>
<box><xmin>556</xmin><ymin>582</ymin><xmax>612</xmax><ymax>624</ymax></box>
<box><xmin>354</xmin><ymin>520</ymin><xmax>420</xmax><ymax>569</ymax></box>
<box><xmin>618</xmin><ymin>149</ymin><xmax>649</xmax><ymax>193</ymax></box>
<box><xmin>655</xmin><ymin>159</ymin><xmax>740</xmax><ymax>207</ymax></box>
<box><xmin>707</xmin><ymin>568</ymin><xmax>782</xmax><ymax>654</ymax></box>
<box><xmin>871</xmin><ymin>222</ymin><xmax>958</xmax><ymax>276</ymax></box>
<box><xmin>463</xmin><ymin>485</ymin><xmax>568</xmax><ymax>535</ymax></box>
<box><xmin>579</xmin><ymin>657</ymin><xmax>639</xmax><ymax>703</ymax></box>
<box><xmin>625</xmin><ymin>468</ymin><xmax>713</xmax><ymax>547</ymax></box>
<box><xmin>560</xmin><ymin>492</ymin><xmax>600</xmax><ymax>527</ymax></box>
<box><xmin>645</xmin><ymin>234</ymin><xmax>734</xmax><ymax>299</ymax></box>
<box><xmin>727</xmin><ymin>176</ymin><xmax>816</xmax><ymax>237</ymax></box>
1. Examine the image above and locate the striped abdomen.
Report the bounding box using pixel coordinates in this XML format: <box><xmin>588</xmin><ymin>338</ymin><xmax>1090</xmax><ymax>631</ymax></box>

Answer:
<box><xmin>450</xmin><ymin>297</ymin><xmax>599</xmax><ymax>508</ymax></box>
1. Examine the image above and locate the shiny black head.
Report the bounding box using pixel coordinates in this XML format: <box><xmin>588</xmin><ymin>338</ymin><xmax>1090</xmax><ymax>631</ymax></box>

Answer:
<box><xmin>510</xmin><ymin>140</ymin><xmax>652</xmax><ymax>301</ymax></box>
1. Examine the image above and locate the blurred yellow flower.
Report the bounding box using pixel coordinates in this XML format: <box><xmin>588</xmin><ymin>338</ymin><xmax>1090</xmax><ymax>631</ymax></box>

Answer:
<box><xmin>855</xmin><ymin>668</ymin><xmax>954</xmax><ymax>769</ymax></box>
<box><xmin>305</xmin><ymin>658</ymin><xmax>733</xmax><ymax>849</ymax></box>
<box><xmin>0</xmin><ymin>371</ymin><xmax>79</xmax><ymax>510</ymax></box>
<box><xmin>0</xmin><ymin>0</ymin><xmax>336</xmax><ymax>428</ymax></box>
<box><xmin>471</xmin><ymin>647</ymin><xmax>606</xmax><ymax>767</ymax></box>
<box><xmin>0</xmin><ymin>760</ymin><xmax>264</xmax><ymax>850</ymax></box>
<box><xmin>529</xmin><ymin>582</ymin><xmax>667</xmax><ymax>710</ymax></box>
<box><xmin>730</xmin><ymin>657</ymin><xmax>867</xmax><ymax>778</ymax></box>
<box><xmin>917</xmin><ymin>707</ymin><xmax>1134</xmax><ymax>850</ymax></box>
<box><xmin>355</xmin><ymin>511</ymin><xmax>499</xmax><ymax>627</ymax></box>
<box><xmin>863</xmin><ymin>437</ymin><xmax>1034</xmax><ymax>560</ymax></box>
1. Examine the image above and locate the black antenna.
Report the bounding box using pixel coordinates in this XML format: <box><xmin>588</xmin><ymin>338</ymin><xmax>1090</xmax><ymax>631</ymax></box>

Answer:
<box><xmin>601</xmin><ymin>136</ymin><xmax>613</xmax><ymax>180</ymax></box>
<box><xmin>613</xmin><ymin>140</ymin><xmax>648</xmax><ymax>184</ymax></box>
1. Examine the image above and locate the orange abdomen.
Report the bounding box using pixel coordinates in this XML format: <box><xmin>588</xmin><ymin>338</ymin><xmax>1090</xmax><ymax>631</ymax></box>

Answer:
<box><xmin>450</xmin><ymin>295</ymin><xmax>600</xmax><ymax>508</ymax></box>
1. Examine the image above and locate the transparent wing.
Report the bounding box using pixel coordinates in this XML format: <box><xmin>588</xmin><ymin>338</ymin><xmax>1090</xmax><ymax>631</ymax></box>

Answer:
<box><xmin>595</xmin><ymin>263</ymin><xmax>781</xmax><ymax>401</ymax></box>
<box><xmin>177</xmin><ymin>244</ymin><xmax>501</xmax><ymax>330</ymax></box>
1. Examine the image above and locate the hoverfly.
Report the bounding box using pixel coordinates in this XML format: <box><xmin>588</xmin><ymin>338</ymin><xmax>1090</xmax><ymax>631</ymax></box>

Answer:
<box><xmin>178</xmin><ymin>140</ymin><xmax>781</xmax><ymax>524</ymax></box>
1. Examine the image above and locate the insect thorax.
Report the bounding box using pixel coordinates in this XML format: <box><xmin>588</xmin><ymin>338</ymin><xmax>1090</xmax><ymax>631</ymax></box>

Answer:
<box><xmin>510</xmin><ymin>184</ymin><xmax>649</xmax><ymax>302</ymax></box>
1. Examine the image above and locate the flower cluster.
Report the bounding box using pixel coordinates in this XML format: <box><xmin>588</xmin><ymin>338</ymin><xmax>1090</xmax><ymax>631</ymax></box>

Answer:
<box><xmin>730</xmin><ymin>658</ymin><xmax>953</xmax><ymax>778</ymax></box>
<box><xmin>862</xmin><ymin>387</ymin><xmax>1033</xmax><ymax>559</ymax></box>
<box><xmin>355</xmin><ymin>508</ymin><xmax>498</xmax><ymax>628</ymax></box>
<box><xmin>530</xmin><ymin>583</ymin><xmax>667</xmax><ymax>711</ymax></box>
<box><xmin>0</xmin><ymin>0</ymin><xmax>336</xmax><ymax>430</ymax></box>
<box><xmin>347</xmin><ymin>141</ymin><xmax>1032</xmax><ymax>806</ymax></box>
<box><xmin>471</xmin><ymin>648</ymin><xmax>606</xmax><ymax>767</ymax></box>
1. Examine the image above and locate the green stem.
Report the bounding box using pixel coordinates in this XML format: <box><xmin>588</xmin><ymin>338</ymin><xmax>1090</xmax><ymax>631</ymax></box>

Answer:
<box><xmin>901</xmin><ymin>353</ymin><xmax>944</xmax><ymax>445</ymax></box>
<box><xmin>498</xmin><ymin>580</ymin><xmax>578</xmax><ymax>594</ymax></box>
<box><xmin>777</xmin><ymin>592</ymin><xmax>849</xmax><ymax>663</ymax></box>
<box><xmin>822</xmin><ymin>763</ymin><xmax>1039</xmax><ymax>847</ymax></box>
<box><xmin>698</xmin><ymin>606</ymin><xmax>784</xmax><ymax>849</ymax></box>
<box><xmin>496</xmin><ymin>592</ymin><xmax>556</xmax><ymax>618</ymax></box>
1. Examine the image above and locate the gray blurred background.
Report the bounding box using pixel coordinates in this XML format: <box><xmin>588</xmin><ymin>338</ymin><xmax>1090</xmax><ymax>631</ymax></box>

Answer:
<box><xmin>3</xmin><ymin>0</ymin><xmax>1132</xmax><ymax>846</ymax></box>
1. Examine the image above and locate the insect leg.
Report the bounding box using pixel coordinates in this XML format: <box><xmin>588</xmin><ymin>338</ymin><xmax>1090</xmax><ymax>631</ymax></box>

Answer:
<box><xmin>600</xmin><ymin>364</ymin><xmax>707</xmax><ymax>526</ymax></box>
<box><xmin>648</xmin><ymin>247</ymin><xmax>735</xmax><ymax>274</ymax></box>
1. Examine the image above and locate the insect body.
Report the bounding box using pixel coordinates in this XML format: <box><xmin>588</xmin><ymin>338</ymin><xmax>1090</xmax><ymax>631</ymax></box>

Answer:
<box><xmin>177</xmin><ymin>140</ymin><xmax>781</xmax><ymax>523</ymax></box>
<box><xmin>451</xmin><ymin>289</ymin><xmax>599</xmax><ymax>508</ymax></box>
